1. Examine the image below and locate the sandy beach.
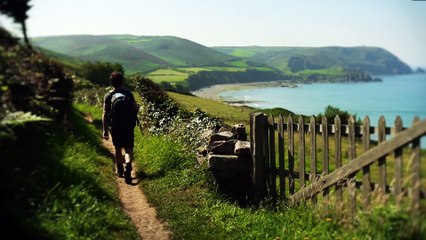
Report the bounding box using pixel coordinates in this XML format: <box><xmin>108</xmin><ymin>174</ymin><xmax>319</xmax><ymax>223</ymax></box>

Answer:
<box><xmin>191</xmin><ymin>81</ymin><xmax>289</xmax><ymax>101</ymax></box>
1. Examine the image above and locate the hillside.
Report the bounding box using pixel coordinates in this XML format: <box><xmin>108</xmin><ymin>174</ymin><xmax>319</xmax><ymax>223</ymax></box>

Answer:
<box><xmin>33</xmin><ymin>35</ymin><xmax>234</xmax><ymax>73</ymax></box>
<box><xmin>214</xmin><ymin>46</ymin><xmax>412</xmax><ymax>75</ymax></box>
<box><xmin>33</xmin><ymin>35</ymin><xmax>413</xmax><ymax>90</ymax></box>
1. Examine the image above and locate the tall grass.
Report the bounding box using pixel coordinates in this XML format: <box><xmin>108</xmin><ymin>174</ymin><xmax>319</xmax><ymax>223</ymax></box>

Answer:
<box><xmin>0</xmin><ymin>105</ymin><xmax>139</xmax><ymax>239</ymax></box>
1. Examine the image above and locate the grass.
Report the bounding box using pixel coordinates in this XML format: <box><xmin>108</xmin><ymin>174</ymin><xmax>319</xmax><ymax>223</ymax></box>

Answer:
<box><xmin>168</xmin><ymin>91</ymin><xmax>257</xmax><ymax>127</ymax></box>
<box><xmin>133</xmin><ymin>133</ymin><xmax>355</xmax><ymax>239</ymax></box>
<box><xmin>146</xmin><ymin>69</ymin><xmax>189</xmax><ymax>83</ymax></box>
<box><xmin>141</xmin><ymin>90</ymin><xmax>426</xmax><ymax>239</ymax></box>
<box><xmin>134</xmin><ymin>131</ymin><xmax>426</xmax><ymax>239</ymax></box>
<box><xmin>0</xmin><ymin>104</ymin><xmax>139</xmax><ymax>239</ymax></box>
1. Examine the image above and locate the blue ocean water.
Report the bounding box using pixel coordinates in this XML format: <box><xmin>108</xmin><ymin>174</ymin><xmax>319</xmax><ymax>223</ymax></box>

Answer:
<box><xmin>219</xmin><ymin>73</ymin><xmax>426</xmax><ymax>146</ymax></box>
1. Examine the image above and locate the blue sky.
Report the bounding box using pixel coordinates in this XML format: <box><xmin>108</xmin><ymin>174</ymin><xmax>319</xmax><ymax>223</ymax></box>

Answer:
<box><xmin>1</xmin><ymin>0</ymin><xmax>425</xmax><ymax>67</ymax></box>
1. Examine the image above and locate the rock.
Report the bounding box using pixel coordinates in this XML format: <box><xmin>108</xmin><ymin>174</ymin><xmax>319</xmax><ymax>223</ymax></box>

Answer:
<box><xmin>218</xmin><ymin>125</ymin><xmax>231</xmax><ymax>132</ymax></box>
<box><xmin>208</xmin><ymin>154</ymin><xmax>250</xmax><ymax>172</ymax></box>
<box><xmin>209</xmin><ymin>131</ymin><xmax>236</xmax><ymax>145</ymax></box>
<box><xmin>231</xmin><ymin>123</ymin><xmax>245</xmax><ymax>135</ymax></box>
<box><xmin>197</xmin><ymin>146</ymin><xmax>208</xmax><ymax>156</ymax></box>
<box><xmin>235</xmin><ymin>140</ymin><xmax>251</xmax><ymax>157</ymax></box>
<box><xmin>200</xmin><ymin>129</ymin><xmax>214</xmax><ymax>139</ymax></box>
<box><xmin>196</xmin><ymin>154</ymin><xmax>207</xmax><ymax>166</ymax></box>
<box><xmin>231</xmin><ymin>123</ymin><xmax>247</xmax><ymax>140</ymax></box>
<box><xmin>210</xmin><ymin>139</ymin><xmax>237</xmax><ymax>155</ymax></box>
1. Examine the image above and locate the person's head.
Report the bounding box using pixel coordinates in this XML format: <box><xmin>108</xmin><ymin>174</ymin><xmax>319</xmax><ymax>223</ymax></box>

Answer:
<box><xmin>109</xmin><ymin>71</ymin><xmax>124</xmax><ymax>88</ymax></box>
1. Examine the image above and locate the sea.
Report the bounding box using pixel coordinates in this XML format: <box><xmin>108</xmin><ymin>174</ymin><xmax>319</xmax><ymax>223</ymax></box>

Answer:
<box><xmin>218</xmin><ymin>73</ymin><xmax>426</xmax><ymax>147</ymax></box>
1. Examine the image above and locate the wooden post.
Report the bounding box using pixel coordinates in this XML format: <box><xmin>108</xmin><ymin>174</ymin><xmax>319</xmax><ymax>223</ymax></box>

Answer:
<box><xmin>411</xmin><ymin>117</ymin><xmax>421</xmax><ymax>216</ymax></box>
<box><xmin>268</xmin><ymin>115</ymin><xmax>277</xmax><ymax>202</ymax></box>
<box><xmin>252</xmin><ymin>113</ymin><xmax>267</xmax><ymax>202</ymax></box>
<box><xmin>278</xmin><ymin>115</ymin><xmax>286</xmax><ymax>201</ymax></box>
<box><xmin>335</xmin><ymin>115</ymin><xmax>342</xmax><ymax>202</ymax></box>
<box><xmin>348</xmin><ymin>116</ymin><xmax>356</xmax><ymax>215</ymax></box>
<box><xmin>322</xmin><ymin>116</ymin><xmax>329</xmax><ymax>201</ymax></box>
<box><xmin>299</xmin><ymin>116</ymin><xmax>306</xmax><ymax>189</ymax></box>
<box><xmin>310</xmin><ymin>116</ymin><xmax>317</xmax><ymax>203</ymax></box>
<box><xmin>394</xmin><ymin>116</ymin><xmax>403</xmax><ymax>206</ymax></box>
<box><xmin>378</xmin><ymin>116</ymin><xmax>387</xmax><ymax>194</ymax></box>
<box><xmin>288</xmin><ymin>115</ymin><xmax>295</xmax><ymax>195</ymax></box>
<box><xmin>362</xmin><ymin>116</ymin><xmax>371</xmax><ymax>210</ymax></box>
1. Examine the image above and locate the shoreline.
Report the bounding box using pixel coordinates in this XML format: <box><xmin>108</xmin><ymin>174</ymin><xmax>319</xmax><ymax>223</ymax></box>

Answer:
<box><xmin>190</xmin><ymin>81</ymin><xmax>288</xmax><ymax>101</ymax></box>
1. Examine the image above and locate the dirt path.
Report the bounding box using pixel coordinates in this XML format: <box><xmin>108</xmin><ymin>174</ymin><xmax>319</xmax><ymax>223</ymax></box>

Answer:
<box><xmin>102</xmin><ymin>138</ymin><xmax>171</xmax><ymax>240</ymax></box>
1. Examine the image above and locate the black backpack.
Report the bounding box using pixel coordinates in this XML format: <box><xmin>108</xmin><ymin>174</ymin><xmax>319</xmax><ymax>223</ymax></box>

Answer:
<box><xmin>110</xmin><ymin>92</ymin><xmax>136</xmax><ymax>131</ymax></box>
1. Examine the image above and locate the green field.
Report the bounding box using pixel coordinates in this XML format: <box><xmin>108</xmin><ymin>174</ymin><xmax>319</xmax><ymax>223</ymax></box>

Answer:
<box><xmin>168</xmin><ymin>91</ymin><xmax>257</xmax><ymax>126</ymax></box>
<box><xmin>146</xmin><ymin>69</ymin><xmax>189</xmax><ymax>83</ymax></box>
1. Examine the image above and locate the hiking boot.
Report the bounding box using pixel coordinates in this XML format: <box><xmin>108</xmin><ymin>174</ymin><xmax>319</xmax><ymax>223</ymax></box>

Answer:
<box><xmin>116</xmin><ymin>164</ymin><xmax>124</xmax><ymax>177</ymax></box>
<box><xmin>124</xmin><ymin>164</ymin><xmax>132</xmax><ymax>184</ymax></box>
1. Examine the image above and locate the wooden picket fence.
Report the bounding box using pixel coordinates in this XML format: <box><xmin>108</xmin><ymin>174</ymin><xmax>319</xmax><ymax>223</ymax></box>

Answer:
<box><xmin>250</xmin><ymin>113</ymin><xmax>426</xmax><ymax>214</ymax></box>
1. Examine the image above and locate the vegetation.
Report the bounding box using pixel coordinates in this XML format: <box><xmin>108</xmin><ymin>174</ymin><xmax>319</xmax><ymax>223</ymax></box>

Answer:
<box><xmin>81</xmin><ymin>61</ymin><xmax>124</xmax><ymax>86</ymax></box>
<box><xmin>0</xmin><ymin>0</ymin><xmax>31</xmax><ymax>45</ymax></box>
<box><xmin>133</xmin><ymin>78</ymin><xmax>425</xmax><ymax>239</ymax></box>
<box><xmin>32</xmin><ymin>35</ymin><xmax>413</xmax><ymax>93</ymax></box>
<box><xmin>1</xmin><ymin>7</ymin><xmax>423</xmax><ymax>238</ymax></box>
<box><xmin>317</xmin><ymin>105</ymin><xmax>357</xmax><ymax>124</ymax></box>
<box><xmin>0</xmin><ymin>28</ymin><xmax>73</xmax><ymax>121</ymax></box>
<box><xmin>0</xmin><ymin>106</ymin><xmax>139</xmax><ymax>239</ymax></box>
<box><xmin>0</xmin><ymin>27</ymin><xmax>138</xmax><ymax>239</ymax></box>
<box><xmin>214</xmin><ymin>46</ymin><xmax>413</xmax><ymax>75</ymax></box>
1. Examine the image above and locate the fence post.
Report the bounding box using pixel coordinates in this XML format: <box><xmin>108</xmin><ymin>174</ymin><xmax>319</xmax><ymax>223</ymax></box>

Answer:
<box><xmin>322</xmin><ymin>116</ymin><xmax>329</xmax><ymax>201</ymax></box>
<box><xmin>335</xmin><ymin>115</ymin><xmax>342</xmax><ymax>202</ymax></box>
<box><xmin>278</xmin><ymin>115</ymin><xmax>286</xmax><ymax>201</ymax></box>
<box><xmin>362</xmin><ymin>116</ymin><xmax>371</xmax><ymax>210</ymax></box>
<box><xmin>252</xmin><ymin>113</ymin><xmax>267</xmax><ymax>203</ymax></box>
<box><xmin>268</xmin><ymin>115</ymin><xmax>277</xmax><ymax>202</ymax></box>
<box><xmin>348</xmin><ymin>115</ymin><xmax>356</xmax><ymax>215</ymax></box>
<box><xmin>299</xmin><ymin>115</ymin><xmax>306</xmax><ymax>189</ymax></box>
<box><xmin>378</xmin><ymin>116</ymin><xmax>387</xmax><ymax>195</ymax></box>
<box><xmin>288</xmin><ymin>115</ymin><xmax>295</xmax><ymax>194</ymax></box>
<box><xmin>411</xmin><ymin>117</ymin><xmax>421</xmax><ymax>216</ymax></box>
<box><xmin>310</xmin><ymin>116</ymin><xmax>317</xmax><ymax>204</ymax></box>
<box><xmin>394</xmin><ymin>116</ymin><xmax>403</xmax><ymax>206</ymax></box>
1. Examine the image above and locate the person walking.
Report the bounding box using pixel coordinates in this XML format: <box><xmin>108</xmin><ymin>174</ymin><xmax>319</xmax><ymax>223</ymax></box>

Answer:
<box><xmin>102</xmin><ymin>71</ymin><xmax>137</xmax><ymax>184</ymax></box>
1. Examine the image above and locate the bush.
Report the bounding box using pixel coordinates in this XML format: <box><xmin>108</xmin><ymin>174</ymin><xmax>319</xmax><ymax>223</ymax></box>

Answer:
<box><xmin>0</xmin><ymin>28</ymin><xmax>73</xmax><ymax>122</ymax></box>
<box><xmin>317</xmin><ymin>105</ymin><xmax>356</xmax><ymax>124</ymax></box>
<box><xmin>81</xmin><ymin>61</ymin><xmax>124</xmax><ymax>86</ymax></box>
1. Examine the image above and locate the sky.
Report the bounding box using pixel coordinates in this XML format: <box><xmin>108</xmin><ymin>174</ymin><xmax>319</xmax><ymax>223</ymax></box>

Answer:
<box><xmin>1</xmin><ymin>0</ymin><xmax>426</xmax><ymax>67</ymax></box>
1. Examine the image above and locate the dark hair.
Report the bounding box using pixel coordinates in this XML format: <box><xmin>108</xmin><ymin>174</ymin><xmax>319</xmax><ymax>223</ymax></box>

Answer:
<box><xmin>109</xmin><ymin>71</ymin><xmax>124</xmax><ymax>88</ymax></box>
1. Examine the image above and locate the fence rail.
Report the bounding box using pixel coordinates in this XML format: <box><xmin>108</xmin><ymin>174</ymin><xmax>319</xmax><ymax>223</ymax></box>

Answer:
<box><xmin>250</xmin><ymin>113</ymin><xmax>426</xmax><ymax>214</ymax></box>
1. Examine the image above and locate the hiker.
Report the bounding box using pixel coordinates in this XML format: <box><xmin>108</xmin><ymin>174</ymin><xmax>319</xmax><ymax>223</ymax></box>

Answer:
<box><xmin>102</xmin><ymin>71</ymin><xmax>138</xmax><ymax>184</ymax></box>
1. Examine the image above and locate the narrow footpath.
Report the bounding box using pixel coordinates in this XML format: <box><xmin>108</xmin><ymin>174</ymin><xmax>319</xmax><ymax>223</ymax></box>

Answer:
<box><xmin>102</xmin><ymin>139</ymin><xmax>171</xmax><ymax>240</ymax></box>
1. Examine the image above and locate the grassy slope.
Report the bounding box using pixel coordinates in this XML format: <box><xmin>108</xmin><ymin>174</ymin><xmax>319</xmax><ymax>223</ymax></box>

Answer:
<box><xmin>0</xmin><ymin>105</ymin><xmax>139</xmax><ymax>239</ymax></box>
<box><xmin>136</xmin><ymin>91</ymin><xmax>425</xmax><ymax>239</ymax></box>
<box><xmin>111</xmin><ymin>35</ymin><xmax>233</xmax><ymax>66</ymax></box>
<box><xmin>168</xmin><ymin>91</ymin><xmax>257</xmax><ymax>126</ymax></box>
<box><xmin>214</xmin><ymin>46</ymin><xmax>412</xmax><ymax>75</ymax></box>
<box><xmin>32</xmin><ymin>35</ymin><xmax>235</xmax><ymax>73</ymax></box>
<box><xmin>32</xmin><ymin>35</ymin><xmax>169</xmax><ymax>73</ymax></box>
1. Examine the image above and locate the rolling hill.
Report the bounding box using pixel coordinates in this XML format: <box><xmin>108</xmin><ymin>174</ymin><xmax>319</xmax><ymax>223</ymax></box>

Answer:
<box><xmin>32</xmin><ymin>35</ymin><xmax>413</xmax><ymax>90</ymax></box>
<box><xmin>213</xmin><ymin>46</ymin><xmax>412</xmax><ymax>75</ymax></box>
<box><xmin>33</xmin><ymin>35</ymin><xmax>234</xmax><ymax>73</ymax></box>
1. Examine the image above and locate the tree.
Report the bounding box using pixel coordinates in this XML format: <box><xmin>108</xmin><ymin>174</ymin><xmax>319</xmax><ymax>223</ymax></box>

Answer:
<box><xmin>81</xmin><ymin>61</ymin><xmax>125</xmax><ymax>86</ymax></box>
<box><xmin>0</xmin><ymin>0</ymin><xmax>31</xmax><ymax>45</ymax></box>
<box><xmin>317</xmin><ymin>105</ymin><xmax>356</xmax><ymax>124</ymax></box>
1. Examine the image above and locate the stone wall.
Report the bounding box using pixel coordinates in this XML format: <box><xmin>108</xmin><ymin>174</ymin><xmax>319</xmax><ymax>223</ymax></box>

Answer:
<box><xmin>197</xmin><ymin>123</ymin><xmax>252</xmax><ymax>205</ymax></box>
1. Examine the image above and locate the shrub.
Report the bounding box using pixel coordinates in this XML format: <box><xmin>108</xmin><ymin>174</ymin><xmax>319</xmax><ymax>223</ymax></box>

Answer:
<box><xmin>80</xmin><ymin>61</ymin><xmax>124</xmax><ymax>86</ymax></box>
<box><xmin>316</xmin><ymin>105</ymin><xmax>357</xmax><ymax>124</ymax></box>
